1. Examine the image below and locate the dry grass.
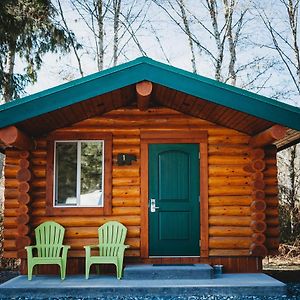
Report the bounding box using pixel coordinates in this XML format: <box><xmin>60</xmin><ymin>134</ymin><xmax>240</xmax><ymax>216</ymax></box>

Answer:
<box><xmin>263</xmin><ymin>242</ymin><xmax>300</xmax><ymax>270</ymax></box>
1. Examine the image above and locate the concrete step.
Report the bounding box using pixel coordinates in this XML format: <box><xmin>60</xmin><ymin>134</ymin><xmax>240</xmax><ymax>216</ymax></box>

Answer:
<box><xmin>123</xmin><ymin>264</ymin><xmax>213</xmax><ymax>280</ymax></box>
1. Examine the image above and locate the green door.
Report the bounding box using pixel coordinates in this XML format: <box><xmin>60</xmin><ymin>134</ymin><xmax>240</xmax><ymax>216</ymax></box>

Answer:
<box><xmin>149</xmin><ymin>143</ymin><xmax>200</xmax><ymax>256</ymax></box>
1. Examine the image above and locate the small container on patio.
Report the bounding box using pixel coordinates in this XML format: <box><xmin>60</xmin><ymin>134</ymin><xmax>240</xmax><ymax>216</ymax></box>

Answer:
<box><xmin>213</xmin><ymin>264</ymin><xmax>223</xmax><ymax>276</ymax></box>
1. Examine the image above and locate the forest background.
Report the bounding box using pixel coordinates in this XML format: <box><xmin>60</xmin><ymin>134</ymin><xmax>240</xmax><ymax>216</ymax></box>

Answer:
<box><xmin>0</xmin><ymin>0</ymin><xmax>299</xmax><ymax>269</ymax></box>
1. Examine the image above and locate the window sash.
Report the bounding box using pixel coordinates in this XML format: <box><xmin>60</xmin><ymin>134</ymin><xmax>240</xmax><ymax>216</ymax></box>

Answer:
<box><xmin>53</xmin><ymin>140</ymin><xmax>104</xmax><ymax>207</ymax></box>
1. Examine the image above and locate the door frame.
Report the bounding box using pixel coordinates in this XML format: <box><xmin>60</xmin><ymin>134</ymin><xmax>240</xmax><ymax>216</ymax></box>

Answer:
<box><xmin>140</xmin><ymin>130</ymin><xmax>209</xmax><ymax>258</ymax></box>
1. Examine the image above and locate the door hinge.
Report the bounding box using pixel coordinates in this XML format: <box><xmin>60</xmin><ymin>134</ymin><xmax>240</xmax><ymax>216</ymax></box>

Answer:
<box><xmin>199</xmin><ymin>196</ymin><xmax>200</xmax><ymax>203</ymax></box>
<box><xmin>199</xmin><ymin>240</ymin><xmax>201</xmax><ymax>247</ymax></box>
<box><xmin>199</xmin><ymin>152</ymin><xmax>201</xmax><ymax>159</ymax></box>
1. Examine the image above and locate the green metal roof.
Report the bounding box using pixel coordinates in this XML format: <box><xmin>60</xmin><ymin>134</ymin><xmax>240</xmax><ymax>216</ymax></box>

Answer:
<box><xmin>0</xmin><ymin>56</ymin><xmax>300</xmax><ymax>130</ymax></box>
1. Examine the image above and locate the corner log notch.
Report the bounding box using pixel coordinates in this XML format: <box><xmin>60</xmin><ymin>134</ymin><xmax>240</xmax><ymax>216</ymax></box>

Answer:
<box><xmin>0</xmin><ymin>126</ymin><xmax>35</xmax><ymax>150</ymax></box>
<box><xmin>249</xmin><ymin>125</ymin><xmax>287</xmax><ymax>148</ymax></box>
<box><xmin>136</xmin><ymin>81</ymin><xmax>152</xmax><ymax>111</ymax></box>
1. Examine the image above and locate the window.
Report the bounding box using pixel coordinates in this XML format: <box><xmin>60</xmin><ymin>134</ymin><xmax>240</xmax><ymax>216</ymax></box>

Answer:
<box><xmin>46</xmin><ymin>132</ymin><xmax>112</xmax><ymax>216</ymax></box>
<box><xmin>54</xmin><ymin>141</ymin><xmax>104</xmax><ymax>207</ymax></box>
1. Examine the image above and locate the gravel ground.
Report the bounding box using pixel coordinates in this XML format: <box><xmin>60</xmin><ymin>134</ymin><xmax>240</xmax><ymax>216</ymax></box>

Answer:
<box><xmin>0</xmin><ymin>271</ymin><xmax>19</xmax><ymax>284</ymax></box>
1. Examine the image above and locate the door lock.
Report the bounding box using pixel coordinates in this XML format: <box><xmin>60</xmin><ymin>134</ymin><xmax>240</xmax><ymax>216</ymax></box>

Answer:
<box><xmin>150</xmin><ymin>198</ymin><xmax>159</xmax><ymax>212</ymax></box>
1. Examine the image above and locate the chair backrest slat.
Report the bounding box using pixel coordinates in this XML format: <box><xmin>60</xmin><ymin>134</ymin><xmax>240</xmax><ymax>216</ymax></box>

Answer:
<box><xmin>98</xmin><ymin>221</ymin><xmax>127</xmax><ymax>256</ymax></box>
<box><xmin>34</xmin><ymin>221</ymin><xmax>65</xmax><ymax>258</ymax></box>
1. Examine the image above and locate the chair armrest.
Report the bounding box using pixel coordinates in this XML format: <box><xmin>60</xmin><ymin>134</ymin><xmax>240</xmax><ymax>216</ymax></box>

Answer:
<box><xmin>25</xmin><ymin>245</ymin><xmax>36</xmax><ymax>259</ymax></box>
<box><xmin>84</xmin><ymin>245</ymin><xmax>99</xmax><ymax>258</ymax></box>
<box><xmin>61</xmin><ymin>245</ymin><xmax>70</xmax><ymax>258</ymax></box>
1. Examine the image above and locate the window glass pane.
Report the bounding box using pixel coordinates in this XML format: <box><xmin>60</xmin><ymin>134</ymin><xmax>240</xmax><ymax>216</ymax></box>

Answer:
<box><xmin>55</xmin><ymin>142</ymin><xmax>77</xmax><ymax>205</ymax></box>
<box><xmin>80</xmin><ymin>141</ymin><xmax>103</xmax><ymax>206</ymax></box>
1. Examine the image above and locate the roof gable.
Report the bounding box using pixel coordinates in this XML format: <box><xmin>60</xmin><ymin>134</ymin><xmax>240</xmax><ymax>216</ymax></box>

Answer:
<box><xmin>0</xmin><ymin>56</ymin><xmax>300</xmax><ymax>134</ymax></box>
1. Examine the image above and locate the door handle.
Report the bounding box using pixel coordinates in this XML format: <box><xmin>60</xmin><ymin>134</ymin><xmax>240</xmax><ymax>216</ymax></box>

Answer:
<box><xmin>150</xmin><ymin>198</ymin><xmax>159</xmax><ymax>212</ymax></box>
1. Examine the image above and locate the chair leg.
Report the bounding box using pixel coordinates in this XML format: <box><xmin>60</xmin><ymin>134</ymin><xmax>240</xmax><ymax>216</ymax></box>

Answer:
<box><xmin>27</xmin><ymin>262</ymin><xmax>34</xmax><ymax>280</ymax></box>
<box><xmin>85</xmin><ymin>262</ymin><xmax>91</xmax><ymax>279</ymax></box>
<box><xmin>60</xmin><ymin>263</ymin><xmax>66</xmax><ymax>280</ymax></box>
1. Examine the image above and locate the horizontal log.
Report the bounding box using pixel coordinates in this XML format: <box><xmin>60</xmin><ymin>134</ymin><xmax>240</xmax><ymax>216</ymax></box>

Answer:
<box><xmin>18</xmin><ymin>205</ymin><xmax>29</xmax><ymax>215</ymax></box>
<box><xmin>5</xmin><ymin>158</ymin><xmax>30</xmax><ymax>168</ymax></box>
<box><xmin>18</xmin><ymin>193</ymin><xmax>30</xmax><ymax>205</ymax></box>
<box><xmin>113</xmin><ymin>137</ymin><xmax>140</xmax><ymax>145</ymax></box>
<box><xmin>31</xmin><ymin>190</ymin><xmax>46</xmax><ymax>198</ymax></box>
<box><xmin>5</xmin><ymin>179</ymin><xmax>19</xmax><ymax>188</ymax></box>
<box><xmin>112</xmin><ymin>207</ymin><xmax>140</xmax><ymax>216</ymax></box>
<box><xmin>264</xmin><ymin>177</ymin><xmax>277</xmax><ymax>186</ymax></box>
<box><xmin>3</xmin><ymin>217</ymin><xmax>17</xmax><ymax>228</ymax></box>
<box><xmin>209</xmin><ymin>216</ymin><xmax>251</xmax><ymax>226</ymax></box>
<box><xmin>112</xmin><ymin>197</ymin><xmax>140</xmax><ymax>207</ymax></box>
<box><xmin>208</xmin><ymin>145</ymin><xmax>249</xmax><ymax>156</ymax></box>
<box><xmin>4</xmin><ymin>189</ymin><xmax>19</xmax><ymax>199</ymax></box>
<box><xmin>209</xmin><ymin>176</ymin><xmax>251</xmax><ymax>186</ymax></box>
<box><xmin>250</xmin><ymin>200</ymin><xmax>266</xmax><ymax>212</ymax></box>
<box><xmin>264</xmin><ymin>186</ymin><xmax>279</xmax><ymax>196</ymax></box>
<box><xmin>209</xmin><ymin>237</ymin><xmax>252</xmax><ymax>249</ymax></box>
<box><xmin>249</xmin><ymin>148</ymin><xmax>265</xmax><ymax>160</ymax></box>
<box><xmin>209</xmin><ymin>206</ymin><xmax>250</xmax><ymax>216</ymax></box>
<box><xmin>209</xmin><ymin>249</ymin><xmax>250</xmax><ymax>256</ymax></box>
<box><xmin>263</xmin><ymin>167</ymin><xmax>277</xmax><ymax>177</ymax></box>
<box><xmin>208</xmin><ymin>186</ymin><xmax>252</xmax><ymax>196</ymax></box>
<box><xmin>249</xmin><ymin>125</ymin><xmax>286</xmax><ymax>148</ymax></box>
<box><xmin>65</xmin><ymin>226</ymin><xmax>140</xmax><ymax>238</ymax></box>
<box><xmin>31</xmin><ymin>149</ymin><xmax>47</xmax><ymax>157</ymax></box>
<box><xmin>16</xmin><ymin>236</ymin><xmax>31</xmax><ymax>249</ymax></box>
<box><xmin>252</xmin><ymin>190</ymin><xmax>265</xmax><ymax>201</ymax></box>
<box><xmin>16</xmin><ymin>168</ymin><xmax>31</xmax><ymax>182</ymax></box>
<box><xmin>112</xmin><ymin>177</ymin><xmax>140</xmax><ymax>186</ymax></box>
<box><xmin>3</xmin><ymin>228</ymin><xmax>18</xmax><ymax>239</ymax></box>
<box><xmin>112</xmin><ymin>145</ymin><xmax>140</xmax><ymax>156</ymax></box>
<box><xmin>3</xmin><ymin>199</ymin><xmax>19</xmax><ymax>208</ymax></box>
<box><xmin>2</xmin><ymin>251</ymin><xmax>18</xmax><ymax>258</ymax></box>
<box><xmin>3</xmin><ymin>239</ymin><xmax>16</xmax><ymax>251</ymax></box>
<box><xmin>265</xmin><ymin>238</ymin><xmax>280</xmax><ymax>249</ymax></box>
<box><xmin>252</xmin><ymin>179</ymin><xmax>265</xmax><ymax>190</ymax></box>
<box><xmin>249</xmin><ymin>243</ymin><xmax>268</xmax><ymax>257</ymax></box>
<box><xmin>64</xmin><ymin>237</ymin><xmax>140</xmax><ymax>250</ymax></box>
<box><xmin>0</xmin><ymin>126</ymin><xmax>35</xmax><ymax>150</ymax></box>
<box><xmin>31</xmin><ymin>167</ymin><xmax>46</xmax><ymax>178</ymax></box>
<box><xmin>208</xmin><ymin>156</ymin><xmax>249</xmax><ymax>165</ymax></box>
<box><xmin>250</xmin><ymin>220</ymin><xmax>266</xmax><ymax>233</ymax></box>
<box><xmin>67</xmin><ymin>249</ymin><xmax>139</xmax><ymax>258</ymax></box>
<box><xmin>209</xmin><ymin>166</ymin><xmax>249</xmax><ymax>176</ymax></box>
<box><xmin>209</xmin><ymin>226</ymin><xmax>252</xmax><ymax>237</ymax></box>
<box><xmin>4</xmin><ymin>166</ymin><xmax>18</xmax><ymax>178</ymax></box>
<box><xmin>252</xmin><ymin>233</ymin><xmax>266</xmax><ymax>244</ymax></box>
<box><xmin>5</xmin><ymin>149</ymin><xmax>29</xmax><ymax>158</ymax></box>
<box><xmin>18</xmin><ymin>224</ymin><xmax>30</xmax><ymax>236</ymax></box>
<box><xmin>4</xmin><ymin>208</ymin><xmax>18</xmax><ymax>217</ymax></box>
<box><xmin>112</xmin><ymin>186</ymin><xmax>140</xmax><ymax>197</ymax></box>
<box><xmin>31</xmin><ymin>179</ymin><xmax>46</xmax><ymax>188</ymax></box>
<box><xmin>244</xmin><ymin>160</ymin><xmax>266</xmax><ymax>173</ymax></box>
<box><xmin>265</xmin><ymin>226</ymin><xmax>280</xmax><ymax>238</ymax></box>
<box><xmin>265</xmin><ymin>208</ymin><xmax>279</xmax><ymax>217</ymax></box>
<box><xmin>30</xmin><ymin>158</ymin><xmax>47</xmax><ymax>166</ymax></box>
<box><xmin>250</xmin><ymin>172</ymin><xmax>264</xmax><ymax>181</ymax></box>
<box><xmin>32</xmin><ymin>215</ymin><xmax>141</xmax><ymax>227</ymax></box>
<box><xmin>208</xmin><ymin>135</ymin><xmax>249</xmax><ymax>144</ymax></box>
<box><xmin>16</xmin><ymin>214</ymin><xmax>30</xmax><ymax>225</ymax></box>
<box><xmin>113</xmin><ymin>166</ymin><xmax>140</xmax><ymax>178</ymax></box>
<box><xmin>18</xmin><ymin>182</ymin><xmax>30</xmax><ymax>193</ymax></box>
<box><xmin>251</xmin><ymin>212</ymin><xmax>266</xmax><ymax>221</ymax></box>
<box><xmin>30</xmin><ymin>198</ymin><xmax>45</xmax><ymax>208</ymax></box>
<box><xmin>266</xmin><ymin>217</ymin><xmax>280</xmax><ymax>227</ymax></box>
<box><xmin>209</xmin><ymin>196</ymin><xmax>252</xmax><ymax>206</ymax></box>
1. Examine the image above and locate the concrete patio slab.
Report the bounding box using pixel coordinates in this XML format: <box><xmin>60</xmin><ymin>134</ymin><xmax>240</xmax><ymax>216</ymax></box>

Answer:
<box><xmin>0</xmin><ymin>273</ymin><xmax>286</xmax><ymax>298</ymax></box>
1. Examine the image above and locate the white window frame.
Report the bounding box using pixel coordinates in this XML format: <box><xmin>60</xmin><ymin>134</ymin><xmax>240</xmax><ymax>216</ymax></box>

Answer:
<box><xmin>53</xmin><ymin>140</ymin><xmax>105</xmax><ymax>207</ymax></box>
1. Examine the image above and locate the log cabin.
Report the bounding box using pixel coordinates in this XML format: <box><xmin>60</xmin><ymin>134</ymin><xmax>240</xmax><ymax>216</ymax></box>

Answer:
<box><xmin>0</xmin><ymin>57</ymin><xmax>300</xmax><ymax>275</ymax></box>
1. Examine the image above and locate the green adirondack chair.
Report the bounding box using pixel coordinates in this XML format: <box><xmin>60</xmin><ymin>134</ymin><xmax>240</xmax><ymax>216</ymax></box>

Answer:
<box><xmin>84</xmin><ymin>221</ymin><xmax>130</xmax><ymax>279</ymax></box>
<box><xmin>25</xmin><ymin>221</ymin><xmax>70</xmax><ymax>280</ymax></box>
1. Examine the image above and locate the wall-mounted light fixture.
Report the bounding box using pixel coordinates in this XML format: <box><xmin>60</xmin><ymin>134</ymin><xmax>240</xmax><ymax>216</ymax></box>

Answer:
<box><xmin>117</xmin><ymin>153</ymin><xmax>137</xmax><ymax>166</ymax></box>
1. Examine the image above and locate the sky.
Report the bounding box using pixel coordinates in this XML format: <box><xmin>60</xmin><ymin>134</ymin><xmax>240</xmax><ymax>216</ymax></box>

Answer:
<box><xmin>20</xmin><ymin>0</ymin><xmax>300</xmax><ymax>108</ymax></box>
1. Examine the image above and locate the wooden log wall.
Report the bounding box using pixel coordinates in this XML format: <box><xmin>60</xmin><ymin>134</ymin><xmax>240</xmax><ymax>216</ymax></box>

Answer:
<box><xmin>2</xmin><ymin>107</ymin><xmax>280</xmax><ymax>272</ymax></box>
<box><xmin>3</xmin><ymin>149</ymin><xmax>31</xmax><ymax>258</ymax></box>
